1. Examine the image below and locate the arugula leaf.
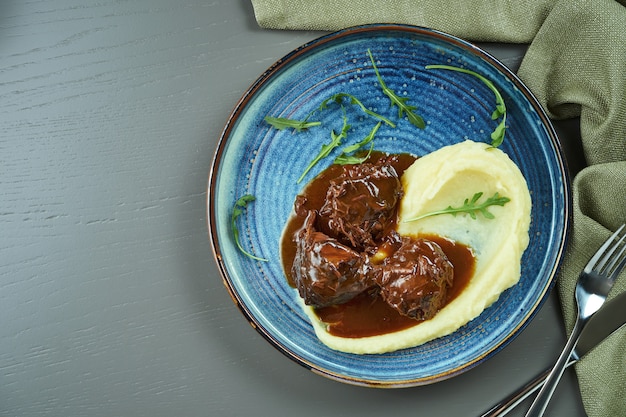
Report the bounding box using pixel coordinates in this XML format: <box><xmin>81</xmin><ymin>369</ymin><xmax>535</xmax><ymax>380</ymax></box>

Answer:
<box><xmin>367</xmin><ymin>49</ymin><xmax>426</xmax><ymax>129</ymax></box>
<box><xmin>264</xmin><ymin>116</ymin><xmax>321</xmax><ymax>132</ymax></box>
<box><xmin>320</xmin><ymin>93</ymin><xmax>395</xmax><ymax>128</ymax></box>
<box><xmin>425</xmin><ymin>64</ymin><xmax>507</xmax><ymax>147</ymax></box>
<box><xmin>334</xmin><ymin>121</ymin><xmax>381</xmax><ymax>165</ymax></box>
<box><xmin>490</xmin><ymin>117</ymin><xmax>507</xmax><ymax>147</ymax></box>
<box><xmin>231</xmin><ymin>195</ymin><xmax>268</xmax><ymax>262</ymax></box>
<box><xmin>333</xmin><ymin>144</ymin><xmax>374</xmax><ymax>165</ymax></box>
<box><xmin>297</xmin><ymin>107</ymin><xmax>351</xmax><ymax>183</ymax></box>
<box><xmin>403</xmin><ymin>192</ymin><xmax>511</xmax><ymax>223</ymax></box>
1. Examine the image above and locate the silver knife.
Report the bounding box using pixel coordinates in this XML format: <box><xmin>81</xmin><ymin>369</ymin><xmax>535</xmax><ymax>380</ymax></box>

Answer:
<box><xmin>480</xmin><ymin>290</ymin><xmax>626</xmax><ymax>417</ymax></box>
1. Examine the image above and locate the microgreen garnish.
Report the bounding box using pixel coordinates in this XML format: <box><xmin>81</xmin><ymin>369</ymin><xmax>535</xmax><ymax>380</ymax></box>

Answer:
<box><xmin>403</xmin><ymin>192</ymin><xmax>511</xmax><ymax>223</ymax></box>
<box><xmin>334</xmin><ymin>121</ymin><xmax>381</xmax><ymax>165</ymax></box>
<box><xmin>320</xmin><ymin>93</ymin><xmax>395</xmax><ymax>128</ymax></box>
<box><xmin>264</xmin><ymin>116</ymin><xmax>321</xmax><ymax>132</ymax></box>
<box><xmin>425</xmin><ymin>64</ymin><xmax>507</xmax><ymax>147</ymax></box>
<box><xmin>297</xmin><ymin>107</ymin><xmax>351</xmax><ymax>183</ymax></box>
<box><xmin>231</xmin><ymin>195</ymin><xmax>268</xmax><ymax>261</ymax></box>
<box><xmin>367</xmin><ymin>49</ymin><xmax>425</xmax><ymax>129</ymax></box>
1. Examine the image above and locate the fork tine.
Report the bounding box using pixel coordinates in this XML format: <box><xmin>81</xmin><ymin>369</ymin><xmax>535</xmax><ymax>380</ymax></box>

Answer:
<box><xmin>585</xmin><ymin>224</ymin><xmax>626</xmax><ymax>273</ymax></box>
<box><xmin>595</xmin><ymin>225</ymin><xmax>626</xmax><ymax>276</ymax></box>
<box><xmin>606</xmin><ymin>235</ymin><xmax>626</xmax><ymax>280</ymax></box>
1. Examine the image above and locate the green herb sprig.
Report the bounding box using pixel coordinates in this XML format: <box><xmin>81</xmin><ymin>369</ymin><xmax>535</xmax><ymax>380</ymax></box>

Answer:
<box><xmin>264</xmin><ymin>116</ymin><xmax>321</xmax><ymax>132</ymax></box>
<box><xmin>334</xmin><ymin>121</ymin><xmax>381</xmax><ymax>165</ymax></box>
<box><xmin>320</xmin><ymin>93</ymin><xmax>395</xmax><ymax>128</ymax></box>
<box><xmin>425</xmin><ymin>64</ymin><xmax>507</xmax><ymax>147</ymax></box>
<box><xmin>403</xmin><ymin>192</ymin><xmax>511</xmax><ymax>223</ymax></box>
<box><xmin>231</xmin><ymin>195</ymin><xmax>268</xmax><ymax>261</ymax></box>
<box><xmin>297</xmin><ymin>107</ymin><xmax>351</xmax><ymax>183</ymax></box>
<box><xmin>264</xmin><ymin>91</ymin><xmax>394</xmax><ymax>133</ymax></box>
<box><xmin>368</xmin><ymin>49</ymin><xmax>426</xmax><ymax>129</ymax></box>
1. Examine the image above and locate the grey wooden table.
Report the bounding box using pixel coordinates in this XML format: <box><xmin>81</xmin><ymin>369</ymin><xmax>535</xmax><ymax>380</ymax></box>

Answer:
<box><xmin>0</xmin><ymin>1</ymin><xmax>588</xmax><ymax>416</ymax></box>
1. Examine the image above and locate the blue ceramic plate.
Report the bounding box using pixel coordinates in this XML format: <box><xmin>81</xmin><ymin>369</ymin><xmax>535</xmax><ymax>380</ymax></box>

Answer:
<box><xmin>208</xmin><ymin>24</ymin><xmax>570</xmax><ymax>387</ymax></box>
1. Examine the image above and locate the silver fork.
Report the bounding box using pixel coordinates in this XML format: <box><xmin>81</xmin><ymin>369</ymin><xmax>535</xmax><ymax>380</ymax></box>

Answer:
<box><xmin>524</xmin><ymin>224</ymin><xmax>626</xmax><ymax>417</ymax></box>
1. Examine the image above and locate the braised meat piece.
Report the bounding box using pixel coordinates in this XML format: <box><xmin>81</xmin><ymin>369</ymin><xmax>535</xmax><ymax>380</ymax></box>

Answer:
<box><xmin>376</xmin><ymin>237</ymin><xmax>454</xmax><ymax>320</ymax></box>
<box><xmin>285</xmin><ymin>153</ymin><xmax>457</xmax><ymax>325</ymax></box>
<box><xmin>316</xmin><ymin>158</ymin><xmax>403</xmax><ymax>253</ymax></box>
<box><xmin>291</xmin><ymin>211</ymin><xmax>374</xmax><ymax>308</ymax></box>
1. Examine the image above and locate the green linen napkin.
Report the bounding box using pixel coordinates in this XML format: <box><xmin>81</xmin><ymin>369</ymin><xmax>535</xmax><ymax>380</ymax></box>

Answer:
<box><xmin>251</xmin><ymin>0</ymin><xmax>626</xmax><ymax>415</ymax></box>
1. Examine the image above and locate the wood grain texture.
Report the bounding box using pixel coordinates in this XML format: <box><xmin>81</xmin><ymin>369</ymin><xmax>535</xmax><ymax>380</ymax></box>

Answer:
<box><xmin>0</xmin><ymin>1</ymin><xmax>585</xmax><ymax>416</ymax></box>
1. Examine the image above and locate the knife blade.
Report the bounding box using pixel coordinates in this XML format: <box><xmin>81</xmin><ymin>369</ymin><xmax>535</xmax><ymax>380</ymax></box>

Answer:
<box><xmin>573</xmin><ymin>291</ymin><xmax>626</xmax><ymax>359</ymax></box>
<box><xmin>480</xmin><ymin>290</ymin><xmax>626</xmax><ymax>417</ymax></box>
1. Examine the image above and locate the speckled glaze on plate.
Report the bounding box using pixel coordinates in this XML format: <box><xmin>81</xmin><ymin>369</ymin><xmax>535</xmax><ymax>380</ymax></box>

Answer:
<box><xmin>208</xmin><ymin>24</ymin><xmax>570</xmax><ymax>387</ymax></box>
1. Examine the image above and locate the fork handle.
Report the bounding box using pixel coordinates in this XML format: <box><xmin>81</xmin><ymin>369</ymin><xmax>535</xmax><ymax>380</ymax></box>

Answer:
<box><xmin>523</xmin><ymin>319</ymin><xmax>584</xmax><ymax>417</ymax></box>
<box><xmin>479</xmin><ymin>359</ymin><xmax>578</xmax><ymax>417</ymax></box>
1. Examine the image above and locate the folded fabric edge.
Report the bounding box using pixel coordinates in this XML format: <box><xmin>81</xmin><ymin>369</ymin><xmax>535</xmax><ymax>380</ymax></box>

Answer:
<box><xmin>250</xmin><ymin>0</ymin><xmax>556</xmax><ymax>43</ymax></box>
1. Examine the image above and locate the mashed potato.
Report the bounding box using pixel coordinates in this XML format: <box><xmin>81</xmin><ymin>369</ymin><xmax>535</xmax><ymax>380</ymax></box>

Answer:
<box><xmin>301</xmin><ymin>140</ymin><xmax>532</xmax><ymax>354</ymax></box>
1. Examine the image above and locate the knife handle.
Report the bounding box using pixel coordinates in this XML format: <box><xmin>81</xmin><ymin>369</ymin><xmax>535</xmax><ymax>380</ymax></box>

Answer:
<box><xmin>479</xmin><ymin>359</ymin><xmax>577</xmax><ymax>417</ymax></box>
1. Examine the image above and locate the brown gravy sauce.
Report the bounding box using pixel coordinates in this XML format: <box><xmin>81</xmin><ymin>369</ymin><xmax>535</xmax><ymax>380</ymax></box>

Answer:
<box><xmin>280</xmin><ymin>152</ymin><xmax>475</xmax><ymax>338</ymax></box>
